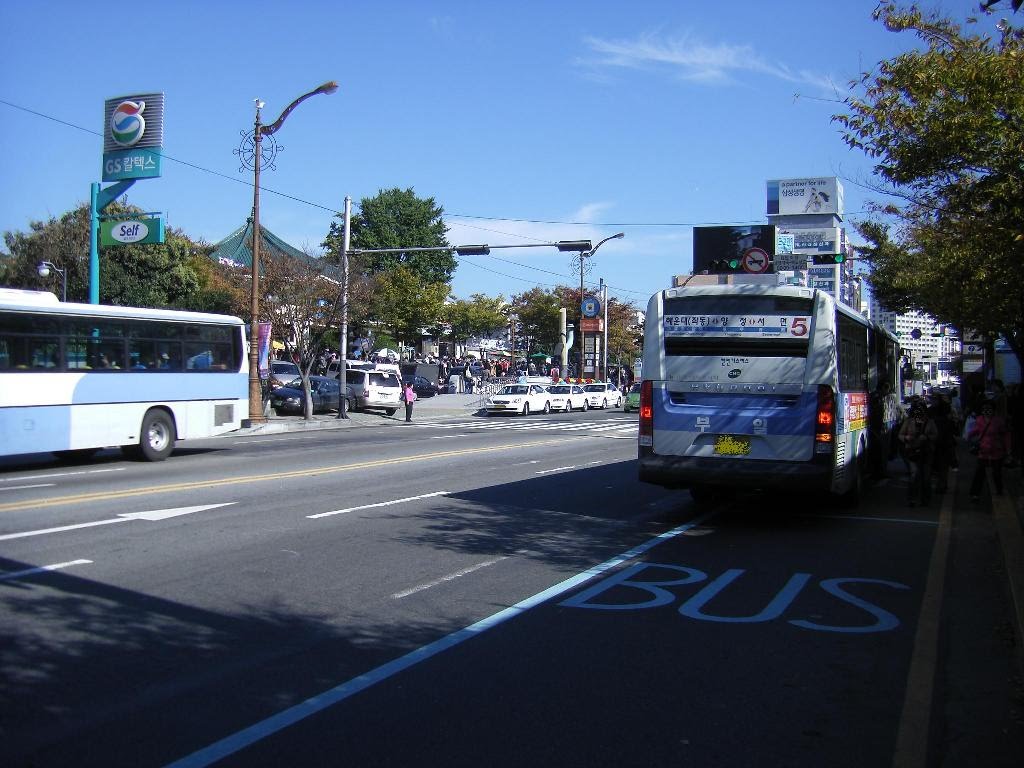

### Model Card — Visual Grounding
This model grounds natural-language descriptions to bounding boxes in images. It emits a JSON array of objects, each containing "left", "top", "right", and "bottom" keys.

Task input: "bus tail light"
[
  {"left": 815, "top": 385, "right": 835, "bottom": 445},
  {"left": 639, "top": 380, "right": 653, "bottom": 446}
]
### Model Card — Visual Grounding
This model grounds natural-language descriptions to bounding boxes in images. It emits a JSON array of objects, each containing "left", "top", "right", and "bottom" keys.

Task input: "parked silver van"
[{"left": 345, "top": 367, "right": 402, "bottom": 415}]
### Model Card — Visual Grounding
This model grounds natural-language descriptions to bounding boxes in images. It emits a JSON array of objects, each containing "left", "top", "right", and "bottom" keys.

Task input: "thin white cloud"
[{"left": 581, "top": 31, "right": 839, "bottom": 94}]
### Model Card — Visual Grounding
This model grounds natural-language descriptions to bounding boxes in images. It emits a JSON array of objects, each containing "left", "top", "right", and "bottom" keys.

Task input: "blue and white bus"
[
  {"left": 0, "top": 289, "right": 248, "bottom": 461},
  {"left": 638, "top": 284, "right": 900, "bottom": 503}
]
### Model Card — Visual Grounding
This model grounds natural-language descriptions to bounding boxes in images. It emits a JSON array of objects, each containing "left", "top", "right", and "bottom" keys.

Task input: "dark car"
[
  {"left": 271, "top": 375, "right": 355, "bottom": 415},
  {"left": 403, "top": 374, "right": 440, "bottom": 398}
]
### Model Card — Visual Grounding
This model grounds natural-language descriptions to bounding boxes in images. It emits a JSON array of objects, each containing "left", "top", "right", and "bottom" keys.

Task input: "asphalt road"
[{"left": 2, "top": 408, "right": 1022, "bottom": 767}]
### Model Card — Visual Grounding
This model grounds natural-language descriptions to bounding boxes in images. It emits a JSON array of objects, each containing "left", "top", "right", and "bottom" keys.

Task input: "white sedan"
[
  {"left": 545, "top": 383, "right": 589, "bottom": 412},
  {"left": 485, "top": 384, "right": 552, "bottom": 416},
  {"left": 581, "top": 382, "right": 623, "bottom": 409}
]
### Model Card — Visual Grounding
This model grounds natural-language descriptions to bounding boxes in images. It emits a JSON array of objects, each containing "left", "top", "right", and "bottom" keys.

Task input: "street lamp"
[
  {"left": 574, "top": 232, "right": 624, "bottom": 380},
  {"left": 246, "top": 81, "right": 338, "bottom": 424},
  {"left": 37, "top": 261, "right": 67, "bottom": 302}
]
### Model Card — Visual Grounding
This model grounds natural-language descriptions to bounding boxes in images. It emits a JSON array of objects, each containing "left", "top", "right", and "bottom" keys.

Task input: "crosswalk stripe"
[{"left": 409, "top": 418, "right": 636, "bottom": 434}]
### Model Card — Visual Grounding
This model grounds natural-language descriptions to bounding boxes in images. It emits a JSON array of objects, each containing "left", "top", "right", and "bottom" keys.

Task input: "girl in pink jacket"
[{"left": 968, "top": 399, "right": 1012, "bottom": 500}]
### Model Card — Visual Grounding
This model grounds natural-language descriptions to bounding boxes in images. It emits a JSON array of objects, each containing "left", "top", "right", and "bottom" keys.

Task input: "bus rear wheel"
[{"left": 134, "top": 409, "right": 176, "bottom": 461}]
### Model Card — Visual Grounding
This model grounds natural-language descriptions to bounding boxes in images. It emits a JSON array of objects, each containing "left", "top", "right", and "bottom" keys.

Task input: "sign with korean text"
[
  {"left": 766, "top": 177, "right": 843, "bottom": 216},
  {"left": 846, "top": 392, "right": 868, "bottom": 432},
  {"left": 663, "top": 314, "right": 811, "bottom": 338},
  {"left": 99, "top": 217, "right": 165, "bottom": 246},
  {"left": 102, "top": 92, "right": 164, "bottom": 181},
  {"left": 788, "top": 227, "right": 842, "bottom": 255}
]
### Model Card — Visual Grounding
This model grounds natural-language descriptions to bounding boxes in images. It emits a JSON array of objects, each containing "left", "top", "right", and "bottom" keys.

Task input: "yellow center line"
[{"left": 0, "top": 437, "right": 577, "bottom": 513}]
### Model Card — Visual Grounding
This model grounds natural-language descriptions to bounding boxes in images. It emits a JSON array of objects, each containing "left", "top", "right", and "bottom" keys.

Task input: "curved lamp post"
[
  {"left": 37, "top": 261, "right": 67, "bottom": 302},
  {"left": 576, "top": 232, "right": 624, "bottom": 379},
  {"left": 247, "top": 81, "right": 338, "bottom": 423}
]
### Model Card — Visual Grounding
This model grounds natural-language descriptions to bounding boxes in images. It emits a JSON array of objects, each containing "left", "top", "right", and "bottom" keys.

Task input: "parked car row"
[
  {"left": 485, "top": 381, "right": 625, "bottom": 416},
  {"left": 270, "top": 366, "right": 406, "bottom": 416},
  {"left": 270, "top": 375, "right": 355, "bottom": 416}
]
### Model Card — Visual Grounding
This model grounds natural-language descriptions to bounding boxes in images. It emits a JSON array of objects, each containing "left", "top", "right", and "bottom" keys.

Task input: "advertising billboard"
[
  {"left": 102, "top": 92, "right": 164, "bottom": 181},
  {"left": 766, "top": 177, "right": 844, "bottom": 216}
]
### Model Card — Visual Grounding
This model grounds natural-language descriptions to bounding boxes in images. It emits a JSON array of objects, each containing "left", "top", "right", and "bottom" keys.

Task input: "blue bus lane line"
[{"left": 165, "top": 510, "right": 722, "bottom": 768}]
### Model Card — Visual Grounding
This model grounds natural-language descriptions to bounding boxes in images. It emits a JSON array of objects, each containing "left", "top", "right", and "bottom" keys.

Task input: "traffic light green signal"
[
  {"left": 709, "top": 258, "right": 741, "bottom": 273},
  {"left": 812, "top": 253, "right": 845, "bottom": 265}
]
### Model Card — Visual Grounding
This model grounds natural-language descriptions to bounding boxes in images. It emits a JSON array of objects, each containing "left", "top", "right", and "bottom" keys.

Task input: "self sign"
[{"left": 99, "top": 217, "right": 165, "bottom": 246}]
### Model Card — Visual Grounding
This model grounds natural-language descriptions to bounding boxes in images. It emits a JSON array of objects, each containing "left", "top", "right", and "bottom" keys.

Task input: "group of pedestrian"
[{"left": 893, "top": 383, "right": 1014, "bottom": 506}]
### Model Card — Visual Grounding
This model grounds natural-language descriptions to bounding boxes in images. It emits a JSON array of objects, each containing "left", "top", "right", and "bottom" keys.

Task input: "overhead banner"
[{"left": 767, "top": 177, "right": 844, "bottom": 216}]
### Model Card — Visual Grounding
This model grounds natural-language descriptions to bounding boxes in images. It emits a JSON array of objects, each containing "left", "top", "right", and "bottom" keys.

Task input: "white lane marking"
[
  {"left": 117, "top": 503, "right": 237, "bottom": 522},
  {"left": 0, "top": 467, "right": 125, "bottom": 483},
  {"left": 428, "top": 434, "right": 472, "bottom": 440},
  {"left": 0, "top": 484, "right": 56, "bottom": 492},
  {"left": 391, "top": 555, "right": 509, "bottom": 599},
  {"left": 0, "top": 517, "right": 127, "bottom": 541},
  {"left": 165, "top": 509, "right": 717, "bottom": 768},
  {"left": 0, "top": 503, "right": 236, "bottom": 541},
  {"left": 536, "top": 466, "right": 575, "bottom": 475},
  {"left": 0, "top": 559, "right": 93, "bottom": 582},
  {"left": 308, "top": 491, "right": 450, "bottom": 519}
]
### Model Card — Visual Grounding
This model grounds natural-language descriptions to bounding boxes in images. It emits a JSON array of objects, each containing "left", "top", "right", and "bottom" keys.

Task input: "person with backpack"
[{"left": 899, "top": 401, "right": 938, "bottom": 507}]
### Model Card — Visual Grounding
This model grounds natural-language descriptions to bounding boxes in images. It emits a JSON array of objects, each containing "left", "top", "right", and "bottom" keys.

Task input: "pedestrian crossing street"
[{"left": 412, "top": 415, "right": 638, "bottom": 438}]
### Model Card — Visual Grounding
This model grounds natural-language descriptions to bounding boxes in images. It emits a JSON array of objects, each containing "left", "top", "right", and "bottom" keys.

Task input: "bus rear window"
[{"left": 664, "top": 336, "right": 808, "bottom": 358}]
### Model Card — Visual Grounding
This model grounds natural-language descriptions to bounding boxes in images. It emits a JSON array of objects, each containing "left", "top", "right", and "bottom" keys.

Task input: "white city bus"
[
  {"left": 638, "top": 284, "right": 900, "bottom": 503},
  {"left": 0, "top": 289, "right": 248, "bottom": 461}
]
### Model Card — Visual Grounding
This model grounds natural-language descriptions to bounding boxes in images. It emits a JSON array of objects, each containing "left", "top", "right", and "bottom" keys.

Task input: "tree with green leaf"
[
  {"left": 369, "top": 266, "right": 449, "bottom": 351},
  {"left": 323, "top": 187, "right": 454, "bottom": 285},
  {"left": 1, "top": 202, "right": 228, "bottom": 311},
  {"left": 443, "top": 293, "right": 508, "bottom": 348},
  {"left": 833, "top": 2, "right": 1024, "bottom": 369},
  {"left": 510, "top": 287, "right": 562, "bottom": 357},
  {"left": 259, "top": 250, "right": 345, "bottom": 419}
]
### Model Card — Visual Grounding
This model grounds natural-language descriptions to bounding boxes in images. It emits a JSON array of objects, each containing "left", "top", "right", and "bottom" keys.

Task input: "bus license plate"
[{"left": 714, "top": 434, "right": 751, "bottom": 456}]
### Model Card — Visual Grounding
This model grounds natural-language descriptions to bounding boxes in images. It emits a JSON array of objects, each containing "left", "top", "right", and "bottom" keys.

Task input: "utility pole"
[
  {"left": 601, "top": 279, "right": 609, "bottom": 382},
  {"left": 336, "top": 195, "right": 351, "bottom": 418}
]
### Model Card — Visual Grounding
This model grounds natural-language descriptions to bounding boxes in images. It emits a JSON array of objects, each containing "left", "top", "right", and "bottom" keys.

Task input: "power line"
[{"left": 1, "top": 97, "right": 859, "bottom": 302}]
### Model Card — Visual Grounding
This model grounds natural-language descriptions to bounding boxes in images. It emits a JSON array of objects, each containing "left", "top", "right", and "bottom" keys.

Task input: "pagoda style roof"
[{"left": 208, "top": 220, "right": 319, "bottom": 269}]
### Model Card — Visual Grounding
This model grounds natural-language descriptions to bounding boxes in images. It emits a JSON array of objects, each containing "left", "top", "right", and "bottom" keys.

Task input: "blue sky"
[{"left": 0, "top": 1, "right": 997, "bottom": 309}]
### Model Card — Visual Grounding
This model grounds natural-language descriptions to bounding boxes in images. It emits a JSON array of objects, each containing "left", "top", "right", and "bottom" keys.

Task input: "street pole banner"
[{"left": 257, "top": 322, "right": 272, "bottom": 379}]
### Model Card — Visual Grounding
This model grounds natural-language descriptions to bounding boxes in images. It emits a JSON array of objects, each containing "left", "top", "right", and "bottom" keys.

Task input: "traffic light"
[
  {"left": 812, "top": 253, "right": 845, "bottom": 265},
  {"left": 708, "top": 257, "right": 741, "bottom": 273}
]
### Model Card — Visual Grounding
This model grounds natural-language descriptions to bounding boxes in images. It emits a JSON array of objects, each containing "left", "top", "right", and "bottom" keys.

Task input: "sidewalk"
[{"left": 237, "top": 392, "right": 487, "bottom": 435}]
